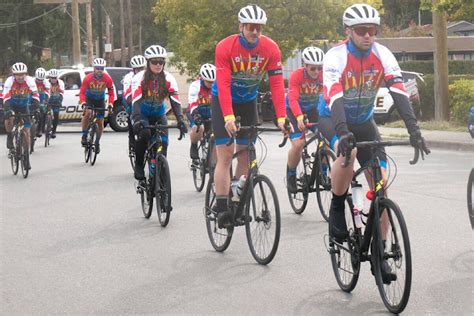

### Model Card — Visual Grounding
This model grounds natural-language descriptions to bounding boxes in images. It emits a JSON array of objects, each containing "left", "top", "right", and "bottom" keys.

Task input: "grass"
[{"left": 384, "top": 120, "right": 466, "bottom": 132}]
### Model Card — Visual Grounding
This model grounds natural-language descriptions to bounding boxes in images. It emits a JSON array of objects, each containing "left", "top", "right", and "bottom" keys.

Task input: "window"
[{"left": 61, "top": 72, "right": 81, "bottom": 90}]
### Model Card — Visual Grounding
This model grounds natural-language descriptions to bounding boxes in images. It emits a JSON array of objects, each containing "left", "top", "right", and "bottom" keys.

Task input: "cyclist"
[
  {"left": 286, "top": 46, "right": 325, "bottom": 193},
  {"left": 319, "top": 3, "right": 430, "bottom": 283},
  {"left": 79, "top": 57, "right": 115, "bottom": 154},
  {"left": 31, "top": 67, "right": 50, "bottom": 138},
  {"left": 131, "top": 45, "right": 188, "bottom": 180},
  {"left": 123, "top": 55, "right": 147, "bottom": 151},
  {"left": 188, "top": 63, "right": 216, "bottom": 160},
  {"left": 3, "top": 62, "right": 40, "bottom": 168},
  {"left": 46, "top": 69, "right": 65, "bottom": 138},
  {"left": 468, "top": 106, "right": 474, "bottom": 138},
  {"left": 212, "top": 4, "right": 287, "bottom": 228}
]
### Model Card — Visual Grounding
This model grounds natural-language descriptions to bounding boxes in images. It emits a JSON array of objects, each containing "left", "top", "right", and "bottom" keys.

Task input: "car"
[
  {"left": 58, "top": 66, "right": 131, "bottom": 132},
  {"left": 373, "top": 70, "right": 424, "bottom": 124}
]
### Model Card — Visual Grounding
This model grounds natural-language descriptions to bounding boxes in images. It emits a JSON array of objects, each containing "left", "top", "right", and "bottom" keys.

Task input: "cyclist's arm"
[
  {"left": 131, "top": 71, "right": 145, "bottom": 122},
  {"left": 27, "top": 76, "right": 40, "bottom": 107},
  {"left": 187, "top": 80, "right": 200, "bottom": 115},
  {"left": 165, "top": 72, "right": 184, "bottom": 121},
  {"left": 287, "top": 70, "right": 303, "bottom": 121},
  {"left": 105, "top": 74, "right": 115, "bottom": 106},
  {"left": 215, "top": 40, "right": 234, "bottom": 122},
  {"left": 79, "top": 74, "right": 90, "bottom": 104},
  {"left": 267, "top": 44, "right": 286, "bottom": 123}
]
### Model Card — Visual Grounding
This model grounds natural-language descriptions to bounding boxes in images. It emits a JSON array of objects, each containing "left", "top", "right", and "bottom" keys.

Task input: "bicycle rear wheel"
[
  {"left": 204, "top": 176, "right": 233, "bottom": 251},
  {"left": 468, "top": 168, "right": 473, "bottom": 229},
  {"left": 44, "top": 113, "right": 52, "bottom": 147},
  {"left": 192, "top": 140, "right": 206, "bottom": 192},
  {"left": 10, "top": 132, "right": 20, "bottom": 175},
  {"left": 155, "top": 155, "right": 171, "bottom": 227},
  {"left": 373, "top": 198, "right": 412, "bottom": 314},
  {"left": 245, "top": 174, "right": 281, "bottom": 265},
  {"left": 89, "top": 124, "right": 98, "bottom": 166},
  {"left": 316, "top": 148, "right": 336, "bottom": 221},
  {"left": 287, "top": 163, "right": 309, "bottom": 214},
  {"left": 20, "top": 133, "right": 30, "bottom": 178}
]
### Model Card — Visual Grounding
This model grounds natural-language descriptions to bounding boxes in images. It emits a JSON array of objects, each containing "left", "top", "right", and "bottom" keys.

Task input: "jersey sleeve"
[
  {"left": 27, "top": 77, "right": 40, "bottom": 101},
  {"left": 287, "top": 70, "right": 303, "bottom": 119},
  {"left": 165, "top": 71, "right": 180, "bottom": 104},
  {"left": 266, "top": 40, "right": 286, "bottom": 122},
  {"left": 44, "top": 80, "right": 51, "bottom": 97},
  {"left": 79, "top": 74, "right": 90, "bottom": 104},
  {"left": 131, "top": 71, "right": 144, "bottom": 104},
  {"left": 379, "top": 45, "right": 408, "bottom": 97},
  {"left": 215, "top": 38, "right": 234, "bottom": 121},
  {"left": 188, "top": 80, "right": 201, "bottom": 114},
  {"left": 106, "top": 74, "right": 115, "bottom": 105},
  {"left": 123, "top": 72, "right": 132, "bottom": 99},
  {"left": 2, "top": 77, "right": 13, "bottom": 102},
  {"left": 58, "top": 80, "right": 65, "bottom": 96},
  {"left": 323, "top": 46, "right": 346, "bottom": 109}
]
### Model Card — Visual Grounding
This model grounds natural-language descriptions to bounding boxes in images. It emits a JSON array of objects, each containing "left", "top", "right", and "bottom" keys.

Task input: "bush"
[
  {"left": 449, "top": 79, "right": 474, "bottom": 124},
  {"left": 399, "top": 60, "right": 474, "bottom": 75}
]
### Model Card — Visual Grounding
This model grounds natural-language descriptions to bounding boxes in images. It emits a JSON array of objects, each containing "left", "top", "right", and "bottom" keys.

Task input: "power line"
[{"left": 0, "top": 5, "right": 64, "bottom": 29}]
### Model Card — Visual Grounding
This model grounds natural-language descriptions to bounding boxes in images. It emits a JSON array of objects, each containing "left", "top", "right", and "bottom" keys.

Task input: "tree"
[{"left": 153, "top": 0, "right": 345, "bottom": 76}]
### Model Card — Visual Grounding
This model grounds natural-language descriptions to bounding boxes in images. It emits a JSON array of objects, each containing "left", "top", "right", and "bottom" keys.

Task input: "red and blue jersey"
[
  {"left": 319, "top": 40, "right": 407, "bottom": 125},
  {"left": 2, "top": 75, "right": 39, "bottom": 107},
  {"left": 286, "top": 67, "right": 323, "bottom": 120},
  {"left": 79, "top": 72, "right": 115, "bottom": 104},
  {"left": 188, "top": 79, "right": 212, "bottom": 118},
  {"left": 212, "top": 33, "right": 286, "bottom": 122},
  {"left": 35, "top": 79, "right": 50, "bottom": 104}
]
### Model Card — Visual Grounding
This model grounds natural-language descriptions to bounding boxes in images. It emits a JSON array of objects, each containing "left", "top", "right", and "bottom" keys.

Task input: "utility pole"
[
  {"left": 432, "top": 2, "right": 450, "bottom": 121},
  {"left": 126, "top": 0, "right": 133, "bottom": 59},
  {"left": 71, "top": 0, "right": 81, "bottom": 65},
  {"left": 86, "top": 1, "right": 93, "bottom": 65},
  {"left": 96, "top": 0, "right": 103, "bottom": 58},
  {"left": 119, "top": 0, "right": 126, "bottom": 66},
  {"left": 138, "top": 0, "right": 142, "bottom": 53},
  {"left": 105, "top": 14, "right": 113, "bottom": 65},
  {"left": 15, "top": 4, "right": 21, "bottom": 56}
]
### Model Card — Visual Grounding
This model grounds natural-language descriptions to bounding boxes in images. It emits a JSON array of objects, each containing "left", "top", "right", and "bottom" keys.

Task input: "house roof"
[{"left": 376, "top": 36, "right": 474, "bottom": 54}]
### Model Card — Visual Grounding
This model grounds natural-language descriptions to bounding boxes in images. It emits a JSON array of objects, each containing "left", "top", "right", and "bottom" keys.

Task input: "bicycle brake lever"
[{"left": 409, "top": 146, "right": 420, "bottom": 165}]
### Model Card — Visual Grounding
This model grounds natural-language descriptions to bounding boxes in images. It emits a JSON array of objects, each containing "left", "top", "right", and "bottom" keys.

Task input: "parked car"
[{"left": 58, "top": 66, "right": 131, "bottom": 132}]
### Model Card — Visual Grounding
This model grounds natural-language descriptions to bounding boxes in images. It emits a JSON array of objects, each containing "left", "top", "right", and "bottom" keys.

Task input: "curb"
[{"left": 381, "top": 134, "right": 474, "bottom": 152}]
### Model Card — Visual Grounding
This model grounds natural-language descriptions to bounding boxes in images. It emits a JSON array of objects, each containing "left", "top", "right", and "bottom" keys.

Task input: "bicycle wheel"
[
  {"left": 44, "top": 114, "right": 52, "bottom": 147},
  {"left": 468, "top": 168, "right": 473, "bottom": 229},
  {"left": 30, "top": 121, "right": 36, "bottom": 153},
  {"left": 140, "top": 156, "right": 154, "bottom": 218},
  {"left": 20, "top": 133, "right": 30, "bottom": 178},
  {"left": 192, "top": 140, "right": 207, "bottom": 192},
  {"left": 84, "top": 140, "right": 91, "bottom": 163},
  {"left": 89, "top": 124, "right": 98, "bottom": 166},
  {"left": 287, "top": 162, "right": 309, "bottom": 215},
  {"left": 129, "top": 147, "right": 136, "bottom": 172},
  {"left": 245, "top": 174, "right": 281, "bottom": 265},
  {"left": 204, "top": 176, "right": 233, "bottom": 252},
  {"left": 155, "top": 155, "right": 171, "bottom": 227},
  {"left": 315, "top": 148, "right": 336, "bottom": 222},
  {"left": 372, "top": 198, "right": 412, "bottom": 314},
  {"left": 10, "top": 132, "right": 19, "bottom": 175}
]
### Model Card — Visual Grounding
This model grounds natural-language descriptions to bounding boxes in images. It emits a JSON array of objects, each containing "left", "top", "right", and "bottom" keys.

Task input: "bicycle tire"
[
  {"left": 155, "top": 155, "right": 171, "bottom": 227},
  {"left": 372, "top": 198, "right": 412, "bottom": 314},
  {"left": 245, "top": 174, "right": 281, "bottom": 265},
  {"left": 287, "top": 162, "right": 309, "bottom": 215},
  {"left": 89, "top": 124, "right": 98, "bottom": 166},
  {"left": 468, "top": 168, "right": 473, "bottom": 229},
  {"left": 207, "top": 135, "right": 216, "bottom": 179},
  {"left": 30, "top": 121, "right": 36, "bottom": 153},
  {"left": 330, "top": 238, "right": 360, "bottom": 292},
  {"left": 204, "top": 177, "right": 233, "bottom": 252},
  {"left": 316, "top": 148, "right": 336, "bottom": 222},
  {"left": 20, "top": 133, "right": 29, "bottom": 178},
  {"left": 11, "top": 132, "right": 20, "bottom": 175},
  {"left": 192, "top": 140, "right": 206, "bottom": 192},
  {"left": 129, "top": 148, "right": 136, "bottom": 172},
  {"left": 44, "top": 114, "right": 52, "bottom": 147},
  {"left": 140, "top": 156, "right": 154, "bottom": 218}
]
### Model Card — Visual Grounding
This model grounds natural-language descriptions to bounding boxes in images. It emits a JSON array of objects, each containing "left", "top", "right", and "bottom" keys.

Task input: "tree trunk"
[
  {"left": 119, "top": 0, "right": 126, "bottom": 66},
  {"left": 126, "top": 0, "right": 133, "bottom": 59}
]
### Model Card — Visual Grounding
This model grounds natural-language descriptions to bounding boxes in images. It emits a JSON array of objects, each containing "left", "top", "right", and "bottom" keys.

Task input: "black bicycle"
[
  {"left": 29, "top": 109, "right": 40, "bottom": 153},
  {"left": 43, "top": 106, "right": 53, "bottom": 147},
  {"left": 190, "top": 118, "right": 215, "bottom": 192},
  {"left": 9, "top": 113, "right": 34, "bottom": 179},
  {"left": 327, "top": 140, "right": 423, "bottom": 314},
  {"left": 136, "top": 123, "right": 184, "bottom": 227},
  {"left": 287, "top": 122, "right": 336, "bottom": 220},
  {"left": 204, "top": 119, "right": 288, "bottom": 265},
  {"left": 83, "top": 106, "right": 102, "bottom": 166},
  {"left": 468, "top": 168, "right": 473, "bottom": 229}
]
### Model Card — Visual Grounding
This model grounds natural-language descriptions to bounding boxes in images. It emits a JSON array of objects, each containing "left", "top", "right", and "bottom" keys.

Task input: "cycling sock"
[
  {"left": 287, "top": 166, "right": 296, "bottom": 177},
  {"left": 95, "top": 134, "right": 101, "bottom": 143},
  {"left": 216, "top": 196, "right": 228, "bottom": 211},
  {"left": 331, "top": 190, "right": 348, "bottom": 214}
]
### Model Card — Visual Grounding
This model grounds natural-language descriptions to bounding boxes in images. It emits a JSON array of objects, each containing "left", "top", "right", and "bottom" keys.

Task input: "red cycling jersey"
[
  {"left": 287, "top": 67, "right": 323, "bottom": 120},
  {"left": 79, "top": 72, "right": 115, "bottom": 105},
  {"left": 213, "top": 34, "right": 286, "bottom": 122}
]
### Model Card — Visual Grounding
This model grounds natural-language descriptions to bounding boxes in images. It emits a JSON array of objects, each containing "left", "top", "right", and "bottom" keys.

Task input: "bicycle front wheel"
[
  {"left": 245, "top": 174, "right": 281, "bottom": 265},
  {"left": 20, "top": 133, "right": 30, "bottom": 178},
  {"left": 287, "top": 163, "right": 309, "bottom": 215},
  {"left": 11, "top": 133, "right": 20, "bottom": 175},
  {"left": 204, "top": 176, "right": 233, "bottom": 252},
  {"left": 315, "top": 148, "right": 336, "bottom": 221},
  {"left": 373, "top": 198, "right": 412, "bottom": 314},
  {"left": 468, "top": 168, "right": 473, "bottom": 229},
  {"left": 155, "top": 155, "right": 171, "bottom": 227},
  {"left": 44, "top": 114, "right": 52, "bottom": 147},
  {"left": 29, "top": 122, "right": 36, "bottom": 153},
  {"left": 192, "top": 140, "right": 206, "bottom": 192},
  {"left": 89, "top": 124, "right": 98, "bottom": 166},
  {"left": 140, "top": 156, "right": 154, "bottom": 218}
]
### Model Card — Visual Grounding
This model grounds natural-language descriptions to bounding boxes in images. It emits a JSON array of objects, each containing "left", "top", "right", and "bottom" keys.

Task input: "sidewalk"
[{"left": 379, "top": 127, "right": 474, "bottom": 152}]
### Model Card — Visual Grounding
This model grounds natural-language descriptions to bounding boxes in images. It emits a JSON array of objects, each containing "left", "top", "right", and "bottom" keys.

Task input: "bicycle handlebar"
[
  {"left": 144, "top": 123, "right": 184, "bottom": 140},
  {"left": 226, "top": 116, "right": 290, "bottom": 147}
]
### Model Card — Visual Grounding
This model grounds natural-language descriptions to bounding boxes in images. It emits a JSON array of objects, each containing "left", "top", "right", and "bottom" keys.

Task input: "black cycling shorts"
[
  {"left": 211, "top": 95, "right": 258, "bottom": 146},
  {"left": 287, "top": 106, "right": 318, "bottom": 140},
  {"left": 85, "top": 98, "right": 106, "bottom": 119}
]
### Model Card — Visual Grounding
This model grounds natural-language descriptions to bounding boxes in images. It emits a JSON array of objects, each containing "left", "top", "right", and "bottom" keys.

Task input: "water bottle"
[
  {"left": 236, "top": 175, "right": 247, "bottom": 197},
  {"left": 351, "top": 183, "right": 364, "bottom": 229},
  {"left": 149, "top": 158, "right": 156, "bottom": 177},
  {"left": 231, "top": 179, "right": 240, "bottom": 202}
]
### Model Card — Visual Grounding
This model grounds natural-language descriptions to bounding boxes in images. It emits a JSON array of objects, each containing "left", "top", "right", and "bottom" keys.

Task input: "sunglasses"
[
  {"left": 94, "top": 66, "right": 105, "bottom": 71},
  {"left": 308, "top": 66, "right": 323, "bottom": 72},
  {"left": 150, "top": 59, "right": 165, "bottom": 66},
  {"left": 352, "top": 26, "right": 377, "bottom": 37},
  {"left": 244, "top": 23, "right": 263, "bottom": 32}
]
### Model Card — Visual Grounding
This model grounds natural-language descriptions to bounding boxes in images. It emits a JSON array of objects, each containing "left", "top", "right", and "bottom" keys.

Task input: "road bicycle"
[
  {"left": 29, "top": 109, "right": 40, "bottom": 153},
  {"left": 326, "top": 140, "right": 424, "bottom": 314},
  {"left": 286, "top": 121, "right": 336, "bottom": 220},
  {"left": 204, "top": 118, "right": 288, "bottom": 265},
  {"left": 136, "top": 123, "right": 184, "bottom": 227},
  {"left": 9, "top": 113, "right": 35, "bottom": 179},
  {"left": 190, "top": 118, "right": 215, "bottom": 192},
  {"left": 83, "top": 106, "right": 103, "bottom": 166},
  {"left": 43, "top": 106, "right": 53, "bottom": 147}
]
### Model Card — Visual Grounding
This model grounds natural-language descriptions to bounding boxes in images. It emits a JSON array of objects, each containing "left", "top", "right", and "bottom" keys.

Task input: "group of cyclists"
[{"left": 3, "top": 1, "right": 433, "bottom": 286}]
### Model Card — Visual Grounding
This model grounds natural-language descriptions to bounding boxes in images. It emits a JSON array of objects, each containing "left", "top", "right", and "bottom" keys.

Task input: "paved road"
[{"left": 1, "top": 128, "right": 472, "bottom": 314}]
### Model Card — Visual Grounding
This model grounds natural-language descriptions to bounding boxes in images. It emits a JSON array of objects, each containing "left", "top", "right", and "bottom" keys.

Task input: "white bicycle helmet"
[
  {"left": 35, "top": 67, "right": 46, "bottom": 80},
  {"left": 130, "top": 55, "right": 146, "bottom": 68},
  {"left": 343, "top": 3, "right": 380, "bottom": 27},
  {"left": 144, "top": 45, "right": 167, "bottom": 59},
  {"left": 11, "top": 62, "right": 28, "bottom": 74},
  {"left": 47, "top": 69, "right": 59, "bottom": 78},
  {"left": 92, "top": 57, "right": 107, "bottom": 67},
  {"left": 302, "top": 47, "right": 324, "bottom": 65},
  {"left": 200, "top": 63, "right": 216, "bottom": 81},
  {"left": 238, "top": 4, "right": 267, "bottom": 25}
]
